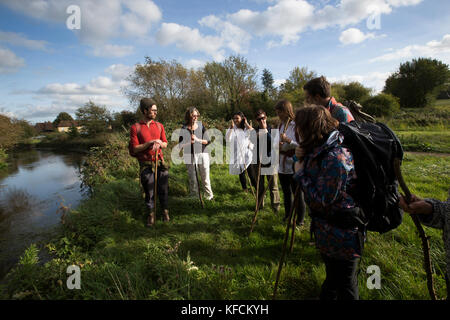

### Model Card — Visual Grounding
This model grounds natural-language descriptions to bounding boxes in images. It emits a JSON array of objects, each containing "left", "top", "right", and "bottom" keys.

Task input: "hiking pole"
[
  {"left": 249, "top": 161, "right": 262, "bottom": 236},
  {"left": 289, "top": 187, "right": 301, "bottom": 253},
  {"left": 154, "top": 148, "right": 159, "bottom": 219},
  {"left": 394, "top": 158, "right": 437, "bottom": 300},
  {"left": 273, "top": 185, "right": 300, "bottom": 300},
  {"left": 193, "top": 153, "right": 204, "bottom": 209}
]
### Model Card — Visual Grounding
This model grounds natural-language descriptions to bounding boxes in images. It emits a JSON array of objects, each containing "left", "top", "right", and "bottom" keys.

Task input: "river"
[{"left": 0, "top": 149, "right": 86, "bottom": 280}]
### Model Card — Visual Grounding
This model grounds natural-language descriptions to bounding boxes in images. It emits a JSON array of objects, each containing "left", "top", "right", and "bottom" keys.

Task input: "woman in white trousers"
[{"left": 179, "top": 107, "right": 214, "bottom": 200}]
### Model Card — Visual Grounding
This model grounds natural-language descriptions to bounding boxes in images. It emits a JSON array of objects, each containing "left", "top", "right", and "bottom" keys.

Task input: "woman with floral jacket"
[{"left": 293, "top": 105, "right": 364, "bottom": 300}]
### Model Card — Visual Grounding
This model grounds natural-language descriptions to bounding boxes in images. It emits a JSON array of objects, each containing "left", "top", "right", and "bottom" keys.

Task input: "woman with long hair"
[
  {"left": 275, "top": 100, "right": 306, "bottom": 223},
  {"left": 225, "top": 111, "right": 256, "bottom": 193},
  {"left": 293, "top": 105, "right": 364, "bottom": 300},
  {"left": 179, "top": 107, "right": 214, "bottom": 200}
]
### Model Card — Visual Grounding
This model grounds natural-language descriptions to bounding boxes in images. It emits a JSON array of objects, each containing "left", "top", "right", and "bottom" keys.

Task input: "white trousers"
[{"left": 186, "top": 153, "right": 213, "bottom": 200}]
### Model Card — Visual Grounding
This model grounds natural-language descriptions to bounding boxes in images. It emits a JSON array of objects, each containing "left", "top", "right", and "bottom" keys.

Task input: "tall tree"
[
  {"left": 262, "top": 68, "right": 274, "bottom": 94},
  {"left": 384, "top": 58, "right": 450, "bottom": 108},
  {"left": 75, "top": 101, "right": 111, "bottom": 136},
  {"left": 125, "top": 57, "right": 197, "bottom": 121},
  {"left": 342, "top": 82, "right": 372, "bottom": 102},
  {"left": 203, "top": 55, "right": 258, "bottom": 118},
  {"left": 53, "top": 112, "right": 74, "bottom": 126},
  {"left": 279, "top": 66, "right": 317, "bottom": 105}
]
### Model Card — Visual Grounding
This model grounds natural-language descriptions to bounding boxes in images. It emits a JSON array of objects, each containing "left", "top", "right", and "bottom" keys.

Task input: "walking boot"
[
  {"left": 163, "top": 209, "right": 170, "bottom": 222},
  {"left": 147, "top": 212, "right": 155, "bottom": 227}
]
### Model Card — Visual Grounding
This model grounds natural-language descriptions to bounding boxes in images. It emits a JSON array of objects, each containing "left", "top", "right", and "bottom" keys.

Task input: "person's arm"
[
  {"left": 193, "top": 124, "right": 210, "bottom": 145},
  {"left": 399, "top": 195, "right": 449, "bottom": 230},
  {"left": 280, "top": 125, "right": 299, "bottom": 151},
  {"left": 130, "top": 125, "right": 154, "bottom": 154}
]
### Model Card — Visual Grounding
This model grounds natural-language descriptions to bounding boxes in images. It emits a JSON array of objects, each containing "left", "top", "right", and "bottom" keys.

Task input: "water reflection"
[{"left": 0, "top": 149, "right": 86, "bottom": 279}]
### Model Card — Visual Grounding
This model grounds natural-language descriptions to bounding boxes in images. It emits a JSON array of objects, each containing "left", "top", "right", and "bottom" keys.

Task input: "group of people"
[{"left": 129, "top": 76, "right": 449, "bottom": 300}]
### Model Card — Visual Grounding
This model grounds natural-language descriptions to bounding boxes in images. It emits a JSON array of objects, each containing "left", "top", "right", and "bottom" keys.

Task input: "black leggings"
[
  {"left": 278, "top": 173, "right": 306, "bottom": 223},
  {"left": 320, "top": 254, "right": 361, "bottom": 300}
]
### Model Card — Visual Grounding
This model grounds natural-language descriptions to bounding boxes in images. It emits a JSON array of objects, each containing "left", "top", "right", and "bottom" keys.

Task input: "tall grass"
[{"left": 1, "top": 128, "right": 448, "bottom": 300}]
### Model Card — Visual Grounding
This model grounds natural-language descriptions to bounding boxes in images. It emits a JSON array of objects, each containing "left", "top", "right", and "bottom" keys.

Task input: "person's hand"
[
  {"left": 399, "top": 195, "right": 433, "bottom": 215},
  {"left": 192, "top": 134, "right": 202, "bottom": 143},
  {"left": 259, "top": 118, "right": 267, "bottom": 130},
  {"left": 229, "top": 120, "right": 234, "bottom": 129},
  {"left": 281, "top": 133, "right": 292, "bottom": 143}
]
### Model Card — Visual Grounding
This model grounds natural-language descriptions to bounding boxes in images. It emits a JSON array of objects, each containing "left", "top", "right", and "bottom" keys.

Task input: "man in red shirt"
[{"left": 129, "top": 98, "right": 170, "bottom": 227}]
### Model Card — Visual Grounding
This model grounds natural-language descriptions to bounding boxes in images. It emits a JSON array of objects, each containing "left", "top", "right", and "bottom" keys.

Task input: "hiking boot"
[
  {"left": 163, "top": 209, "right": 170, "bottom": 222},
  {"left": 147, "top": 212, "right": 155, "bottom": 227}
]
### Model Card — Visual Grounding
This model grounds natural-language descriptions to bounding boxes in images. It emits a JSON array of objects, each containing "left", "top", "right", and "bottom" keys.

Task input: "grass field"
[
  {"left": 1, "top": 103, "right": 449, "bottom": 300},
  {"left": 1, "top": 149, "right": 448, "bottom": 300}
]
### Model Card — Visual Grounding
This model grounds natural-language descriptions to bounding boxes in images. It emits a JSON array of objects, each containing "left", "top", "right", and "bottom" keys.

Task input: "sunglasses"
[{"left": 256, "top": 117, "right": 266, "bottom": 121}]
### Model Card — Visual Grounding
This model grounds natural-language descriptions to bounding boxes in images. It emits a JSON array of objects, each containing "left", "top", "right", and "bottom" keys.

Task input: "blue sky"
[{"left": 0, "top": 0, "right": 449, "bottom": 123}]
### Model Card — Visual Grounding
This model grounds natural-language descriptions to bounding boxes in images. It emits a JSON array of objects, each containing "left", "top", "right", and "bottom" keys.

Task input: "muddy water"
[{"left": 0, "top": 149, "right": 86, "bottom": 280}]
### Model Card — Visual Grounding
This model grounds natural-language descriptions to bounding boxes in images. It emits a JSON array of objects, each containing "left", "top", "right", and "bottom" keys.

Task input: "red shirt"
[{"left": 129, "top": 120, "right": 167, "bottom": 162}]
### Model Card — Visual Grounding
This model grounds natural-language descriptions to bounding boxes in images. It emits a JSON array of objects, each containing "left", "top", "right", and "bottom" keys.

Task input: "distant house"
[
  {"left": 57, "top": 121, "right": 83, "bottom": 133},
  {"left": 35, "top": 122, "right": 54, "bottom": 132}
]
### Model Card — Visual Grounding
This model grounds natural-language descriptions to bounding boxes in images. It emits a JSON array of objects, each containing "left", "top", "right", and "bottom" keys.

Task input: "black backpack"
[{"left": 338, "top": 119, "right": 404, "bottom": 234}]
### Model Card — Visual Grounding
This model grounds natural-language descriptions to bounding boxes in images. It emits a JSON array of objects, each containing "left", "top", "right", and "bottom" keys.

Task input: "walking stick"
[
  {"left": 249, "top": 161, "right": 262, "bottom": 235},
  {"left": 394, "top": 158, "right": 437, "bottom": 300},
  {"left": 154, "top": 148, "right": 159, "bottom": 216},
  {"left": 249, "top": 174, "right": 276, "bottom": 235},
  {"left": 273, "top": 186, "right": 301, "bottom": 300},
  {"left": 193, "top": 153, "right": 204, "bottom": 209}
]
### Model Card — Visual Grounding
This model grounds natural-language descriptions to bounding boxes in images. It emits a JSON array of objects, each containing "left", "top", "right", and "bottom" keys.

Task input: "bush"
[
  {"left": 363, "top": 93, "right": 400, "bottom": 117},
  {"left": 0, "top": 147, "right": 7, "bottom": 169}
]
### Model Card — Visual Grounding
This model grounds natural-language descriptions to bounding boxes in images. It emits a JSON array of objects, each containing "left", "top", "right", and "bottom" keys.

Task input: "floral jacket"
[{"left": 293, "top": 130, "right": 363, "bottom": 260}]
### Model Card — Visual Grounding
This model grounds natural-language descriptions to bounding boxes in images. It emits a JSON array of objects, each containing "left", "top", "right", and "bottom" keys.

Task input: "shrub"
[{"left": 363, "top": 93, "right": 400, "bottom": 117}]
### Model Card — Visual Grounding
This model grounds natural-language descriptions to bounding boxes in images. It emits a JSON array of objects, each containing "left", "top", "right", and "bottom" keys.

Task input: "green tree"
[
  {"left": 343, "top": 81, "right": 372, "bottom": 102},
  {"left": 0, "top": 114, "right": 22, "bottom": 150},
  {"left": 53, "top": 112, "right": 74, "bottom": 126},
  {"left": 384, "top": 58, "right": 450, "bottom": 108},
  {"left": 125, "top": 57, "right": 203, "bottom": 122},
  {"left": 67, "top": 125, "right": 80, "bottom": 138},
  {"left": 278, "top": 66, "right": 317, "bottom": 106},
  {"left": 112, "top": 110, "right": 138, "bottom": 130},
  {"left": 204, "top": 55, "right": 258, "bottom": 118},
  {"left": 75, "top": 101, "right": 112, "bottom": 136}
]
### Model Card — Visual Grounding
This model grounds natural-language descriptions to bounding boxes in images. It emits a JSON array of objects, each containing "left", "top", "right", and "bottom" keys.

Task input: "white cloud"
[
  {"left": 273, "top": 78, "right": 286, "bottom": 87},
  {"left": 0, "top": 47, "right": 25, "bottom": 73},
  {"left": 226, "top": 0, "right": 422, "bottom": 47},
  {"left": 370, "top": 34, "right": 450, "bottom": 62},
  {"left": 185, "top": 59, "right": 207, "bottom": 70},
  {"left": 156, "top": 23, "right": 225, "bottom": 61},
  {"left": 14, "top": 64, "right": 135, "bottom": 120},
  {"left": 328, "top": 71, "right": 392, "bottom": 93},
  {"left": 0, "top": 0, "right": 162, "bottom": 57},
  {"left": 0, "top": 31, "right": 50, "bottom": 51},
  {"left": 90, "top": 44, "right": 135, "bottom": 58},
  {"left": 339, "top": 28, "right": 375, "bottom": 45},
  {"left": 199, "top": 15, "right": 252, "bottom": 54},
  {"left": 229, "top": 0, "right": 314, "bottom": 45}
]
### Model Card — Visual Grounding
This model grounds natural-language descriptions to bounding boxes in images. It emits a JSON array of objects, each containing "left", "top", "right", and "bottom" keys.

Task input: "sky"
[{"left": 0, "top": 0, "right": 449, "bottom": 123}]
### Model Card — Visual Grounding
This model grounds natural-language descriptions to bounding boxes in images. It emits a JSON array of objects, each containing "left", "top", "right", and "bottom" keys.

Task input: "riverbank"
[
  {"left": 0, "top": 149, "right": 86, "bottom": 284},
  {"left": 1, "top": 131, "right": 448, "bottom": 300}
]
